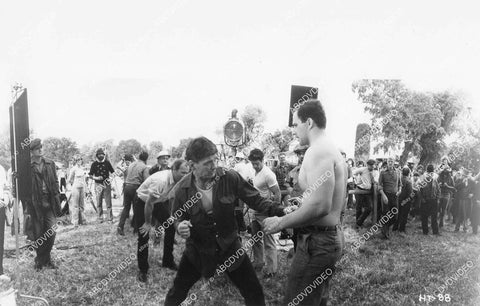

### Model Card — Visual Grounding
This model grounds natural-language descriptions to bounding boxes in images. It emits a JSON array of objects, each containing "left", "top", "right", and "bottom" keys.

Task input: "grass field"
[{"left": 2, "top": 198, "right": 480, "bottom": 306}]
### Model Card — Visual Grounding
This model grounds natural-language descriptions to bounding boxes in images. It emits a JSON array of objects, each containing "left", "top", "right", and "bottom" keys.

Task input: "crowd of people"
[
  {"left": 345, "top": 154, "right": 480, "bottom": 238},
  {"left": 2, "top": 98, "right": 479, "bottom": 305}
]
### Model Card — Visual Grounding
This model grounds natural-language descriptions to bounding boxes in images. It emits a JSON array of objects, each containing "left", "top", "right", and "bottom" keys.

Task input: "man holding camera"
[{"left": 89, "top": 148, "right": 115, "bottom": 222}]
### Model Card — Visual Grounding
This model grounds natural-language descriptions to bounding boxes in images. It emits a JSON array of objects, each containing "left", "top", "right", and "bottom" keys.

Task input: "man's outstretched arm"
[{"left": 268, "top": 152, "right": 335, "bottom": 232}]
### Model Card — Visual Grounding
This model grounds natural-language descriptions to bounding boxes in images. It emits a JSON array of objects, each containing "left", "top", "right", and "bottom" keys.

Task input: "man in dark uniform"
[
  {"left": 29, "top": 138, "right": 61, "bottom": 270},
  {"left": 164, "top": 137, "right": 286, "bottom": 306}
]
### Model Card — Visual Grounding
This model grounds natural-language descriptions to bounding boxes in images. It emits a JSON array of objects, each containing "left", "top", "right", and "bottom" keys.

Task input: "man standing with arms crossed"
[
  {"left": 353, "top": 159, "right": 376, "bottom": 228},
  {"left": 264, "top": 100, "right": 346, "bottom": 306}
]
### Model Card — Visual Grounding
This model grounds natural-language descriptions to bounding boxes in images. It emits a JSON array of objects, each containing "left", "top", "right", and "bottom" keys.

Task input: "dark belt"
[
  {"left": 357, "top": 186, "right": 371, "bottom": 191},
  {"left": 125, "top": 183, "right": 140, "bottom": 187},
  {"left": 298, "top": 224, "right": 338, "bottom": 234}
]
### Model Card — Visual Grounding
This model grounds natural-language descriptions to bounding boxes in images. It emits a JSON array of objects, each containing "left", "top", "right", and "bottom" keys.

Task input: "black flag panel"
[
  {"left": 288, "top": 85, "right": 318, "bottom": 127},
  {"left": 9, "top": 89, "right": 31, "bottom": 201}
]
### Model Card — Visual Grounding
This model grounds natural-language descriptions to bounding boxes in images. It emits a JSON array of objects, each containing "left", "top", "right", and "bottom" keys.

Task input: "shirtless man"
[{"left": 264, "top": 100, "right": 346, "bottom": 306}]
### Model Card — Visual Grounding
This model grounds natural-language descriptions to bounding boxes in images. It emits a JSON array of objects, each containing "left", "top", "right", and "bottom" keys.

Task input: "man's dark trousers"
[
  {"left": 455, "top": 199, "right": 472, "bottom": 231},
  {"left": 134, "top": 197, "right": 175, "bottom": 272},
  {"left": 118, "top": 184, "right": 138, "bottom": 230},
  {"left": 381, "top": 192, "right": 398, "bottom": 237},
  {"left": 284, "top": 227, "right": 344, "bottom": 306},
  {"left": 356, "top": 193, "right": 372, "bottom": 226},
  {"left": 438, "top": 195, "right": 449, "bottom": 228},
  {"left": 471, "top": 200, "right": 480, "bottom": 234},
  {"left": 164, "top": 254, "right": 265, "bottom": 306},
  {"left": 397, "top": 200, "right": 411, "bottom": 232},
  {"left": 33, "top": 195, "right": 57, "bottom": 267},
  {"left": 421, "top": 199, "right": 439, "bottom": 234}
]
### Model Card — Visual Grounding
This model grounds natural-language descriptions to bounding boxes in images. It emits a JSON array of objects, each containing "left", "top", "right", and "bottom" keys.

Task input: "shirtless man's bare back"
[{"left": 264, "top": 100, "right": 346, "bottom": 306}]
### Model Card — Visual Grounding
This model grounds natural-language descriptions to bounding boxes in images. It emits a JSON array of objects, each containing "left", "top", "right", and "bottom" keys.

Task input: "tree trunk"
[{"left": 399, "top": 141, "right": 412, "bottom": 165}]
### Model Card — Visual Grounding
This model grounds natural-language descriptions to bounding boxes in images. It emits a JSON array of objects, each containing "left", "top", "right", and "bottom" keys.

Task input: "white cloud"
[{"left": 1, "top": 0, "right": 479, "bottom": 158}]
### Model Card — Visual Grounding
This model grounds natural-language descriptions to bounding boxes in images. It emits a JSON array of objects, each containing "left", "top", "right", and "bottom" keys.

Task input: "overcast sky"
[{"left": 1, "top": 0, "right": 479, "bottom": 156}]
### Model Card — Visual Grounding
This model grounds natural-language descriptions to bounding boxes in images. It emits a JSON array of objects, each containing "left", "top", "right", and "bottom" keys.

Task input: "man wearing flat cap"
[
  {"left": 29, "top": 138, "right": 61, "bottom": 270},
  {"left": 149, "top": 150, "right": 171, "bottom": 175}
]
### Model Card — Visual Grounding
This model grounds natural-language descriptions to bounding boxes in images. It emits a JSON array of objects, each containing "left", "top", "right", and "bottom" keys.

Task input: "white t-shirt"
[
  {"left": 68, "top": 165, "right": 86, "bottom": 188},
  {"left": 253, "top": 165, "right": 278, "bottom": 199}
]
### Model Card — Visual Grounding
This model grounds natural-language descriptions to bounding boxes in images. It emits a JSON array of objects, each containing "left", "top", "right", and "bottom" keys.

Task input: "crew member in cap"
[
  {"left": 89, "top": 148, "right": 115, "bottom": 222},
  {"left": 29, "top": 138, "right": 61, "bottom": 270},
  {"left": 149, "top": 150, "right": 171, "bottom": 175}
]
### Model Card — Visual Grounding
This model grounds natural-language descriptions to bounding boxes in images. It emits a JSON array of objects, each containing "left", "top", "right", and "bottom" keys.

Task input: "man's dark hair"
[
  {"left": 296, "top": 100, "right": 326, "bottom": 129},
  {"left": 185, "top": 137, "right": 218, "bottom": 163},
  {"left": 124, "top": 153, "right": 134, "bottom": 162},
  {"left": 138, "top": 151, "right": 149, "bottom": 162},
  {"left": 367, "top": 159, "right": 376, "bottom": 166},
  {"left": 402, "top": 167, "right": 410, "bottom": 176},
  {"left": 248, "top": 149, "right": 264, "bottom": 162},
  {"left": 426, "top": 164, "right": 434, "bottom": 173},
  {"left": 172, "top": 159, "right": 188, "bottom": 171}
]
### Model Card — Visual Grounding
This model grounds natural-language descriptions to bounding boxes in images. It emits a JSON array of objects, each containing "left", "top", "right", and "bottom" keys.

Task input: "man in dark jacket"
[
  {"left": 455, "top": 168, "right": 474, "bottom": 232},
  {"left": 89, "top": 148, "right": 115, "bottom": 222},
  {"left": 396, "top": 167, "right": 413, "bottom": 233},
  {"left": 164, "top": 137, "right": 286, "bottom": 306},
  {"left": 29, "top": 138, "right": 60, "bottom": 270},
  {"left": 419, "top": 165, "right": 441, "bottom": 235}
]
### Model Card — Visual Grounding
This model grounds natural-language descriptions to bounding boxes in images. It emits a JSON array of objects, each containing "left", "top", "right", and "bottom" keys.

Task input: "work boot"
[
  {"left": 117, "top": 227, "right": 125, "bottom": 236},
  {"left": 44, "top": 260, "right": 58, "bottom": 269},
  {"left": 137, "top": 271, "right": 147, "bottom": 283},
  {"left": 162, "top": 262, "right": 178, "bottom": 271}
]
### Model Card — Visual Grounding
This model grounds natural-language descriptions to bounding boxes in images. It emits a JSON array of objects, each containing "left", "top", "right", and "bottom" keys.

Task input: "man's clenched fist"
[{"left": 177, "top": 220, "right": 193, "bottom": 239}]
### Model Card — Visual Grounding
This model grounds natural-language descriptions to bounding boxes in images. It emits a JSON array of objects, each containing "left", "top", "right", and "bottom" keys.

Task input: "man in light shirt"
[
  {"left": 248, "top": 148, "right": 281, "bottom": 277},
  {"left": 117, "top": 151, "right": 149, "bottom": 236},
  {"left": 353, "top": 159, "right": 376, "bottom": 227},
  {"left": 136, "top": 159, "right": 190, "bottom": 282}
]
